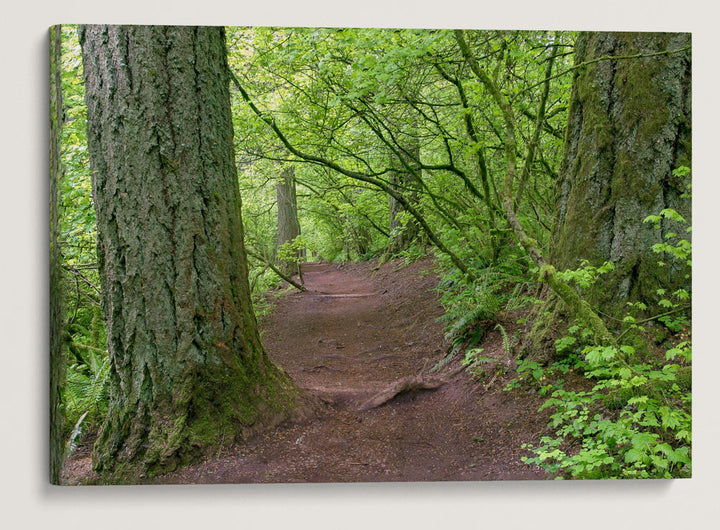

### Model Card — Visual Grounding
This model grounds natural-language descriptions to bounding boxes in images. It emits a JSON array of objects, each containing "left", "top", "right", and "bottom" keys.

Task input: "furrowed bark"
[
  {"left": 80, "top": 25, "right": 306, "bottom": 478},
  {"left": 549, "top": 32, "right": 691, "bottom": 312},
  {"left": 49, "top": 24, "right": 66, "bottom": 484},
  {"left": 275, "top": 165, "right": 303, "bottom": 276}
]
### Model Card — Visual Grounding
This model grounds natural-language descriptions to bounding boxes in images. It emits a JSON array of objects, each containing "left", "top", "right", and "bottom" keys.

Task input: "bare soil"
[{"left": 63, "top": 257, "right": 551, "bottom": 484}]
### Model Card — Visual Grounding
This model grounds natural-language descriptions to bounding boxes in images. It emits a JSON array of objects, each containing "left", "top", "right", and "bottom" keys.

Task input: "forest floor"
[{"left": 63, "top": 256, "right": 552, "bottom": 484}]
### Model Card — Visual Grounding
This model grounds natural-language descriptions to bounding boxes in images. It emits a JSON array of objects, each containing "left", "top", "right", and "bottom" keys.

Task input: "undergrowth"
[
  {"left": 519, "top": 336, "right": 692, "bottom": 479},
  {"left": 517, "top": 190, "right": 692, "bottom": 479},
  {"left": 63, "top": 342, "right": 109, "bottom": 455},
  {"left": 432, "top": 243, "right": 533, "bottom": 371}
]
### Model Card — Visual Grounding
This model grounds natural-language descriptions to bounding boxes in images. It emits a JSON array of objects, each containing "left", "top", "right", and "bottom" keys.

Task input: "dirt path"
[
  {"left": 157, "top": 257, "right": 548, "bottom": 483},
  {"left": 64, "top": 257, "right": 550, "bottom": 484}
]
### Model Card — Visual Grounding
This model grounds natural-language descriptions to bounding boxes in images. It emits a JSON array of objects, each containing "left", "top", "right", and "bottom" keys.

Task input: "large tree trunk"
[
  {"left": 522, "top": 31, "right": 691, "bottom": 358},
  {"left": 550, "top": 31, "right": 691, "bottom": 311},
  {"left": 275, "top": 165, "right": 302, "bottom": 277},
  {"left": 80, "top": 25, "right": 306, "bottom": 478},
  {"left": 49, "top": 24, "right": 65, "bottom": 484}
]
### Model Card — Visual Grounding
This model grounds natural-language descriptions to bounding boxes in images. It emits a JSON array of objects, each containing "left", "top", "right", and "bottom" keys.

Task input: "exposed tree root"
[{"left": 358, "top": 364, "right": 465, "bottom": 411}]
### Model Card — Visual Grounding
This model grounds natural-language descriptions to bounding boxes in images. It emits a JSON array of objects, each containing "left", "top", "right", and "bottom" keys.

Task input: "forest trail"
[
  {"left": 65, "top": 257, "right": 550, "bottom": 484},
  {"left": 160, "top": 257, "right": 549, "bottom": 483}
]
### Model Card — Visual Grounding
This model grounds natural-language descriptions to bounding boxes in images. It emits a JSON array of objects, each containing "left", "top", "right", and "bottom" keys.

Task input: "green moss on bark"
[
  {"left": 524, "top": 31, "right": 691, "bottom": 357},
  {"left": 81, "top": 25, "right": 311, "bottom": 481}
]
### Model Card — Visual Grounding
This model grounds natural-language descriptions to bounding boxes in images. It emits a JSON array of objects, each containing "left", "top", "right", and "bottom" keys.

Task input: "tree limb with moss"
[{"left": 454, "top": 29, "right": 615, "bottom": 346}]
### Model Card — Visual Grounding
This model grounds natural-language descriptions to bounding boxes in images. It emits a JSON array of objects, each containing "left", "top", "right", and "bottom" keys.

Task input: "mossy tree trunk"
[
  {"left": 550, "top": 32, "right": 691, "bottom": 312},
  {"left": 80, "top": 25, "right": 304, "bottom": 478},
  {"left": 275, "top": 165, "right": 302, "bottom": 277},
  {"left": 49, "top": 24, "right": 65, "bottom": 484},
  {"left": 523, "top": 31, "right": 691, "bottom": 357},
  {"left": 455, "top": 30, "right": 692, "bottom": 353}
]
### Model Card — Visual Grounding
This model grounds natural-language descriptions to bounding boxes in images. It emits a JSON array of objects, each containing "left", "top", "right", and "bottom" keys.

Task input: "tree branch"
[
  {"left": 231, "top": 69, "right": 476, "bottom": 281},
  {"left": 513, "top": 44, "right": 692, "bottom": 101},
  {"left": 455, "top": 29, "right": 615, "bottom": 346},
  {"left": 515, "top": 38, "right": 559, "bottom": 208},
  {"left": 246, "top": 248, "right": 306, "bottom": 292}
]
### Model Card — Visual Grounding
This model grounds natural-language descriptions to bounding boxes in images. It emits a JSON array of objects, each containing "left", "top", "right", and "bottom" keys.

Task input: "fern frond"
[
  {"left": 430, "top": 349, "right": 456, "bottom": 373},
  {"left": 495, "top": 323, "right": 515, "bottom": 356},
  {"left": 66, "top": 411, "right": 88, "bottom": 457}
]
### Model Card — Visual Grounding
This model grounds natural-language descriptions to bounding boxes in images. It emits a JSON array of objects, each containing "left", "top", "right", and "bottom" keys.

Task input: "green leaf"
[
  {"left": 628, "top": 395, "right": 649, "bottom": 405},
  {"left": 659, "top": 208, "right": 686, "bottom": 224},
  {"left": 618, "top": 367, "right": 632, "bottom": 380},
  {"left": 631, "top": 432, "right": 658, "bottom": 450},
  {"left": 672, "top": 166, "right": 691, "bottom": 177},
  {"left": 619, "top": 345, "right": 635, "bottom": 356},
  {"left": 624, "top": 448, "right": 647, "bottom": 463}
]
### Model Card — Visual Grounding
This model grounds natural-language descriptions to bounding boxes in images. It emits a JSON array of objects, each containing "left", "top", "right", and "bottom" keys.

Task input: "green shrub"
[{"left": 521, "top": 197, "right": 692, "bottom": 479}]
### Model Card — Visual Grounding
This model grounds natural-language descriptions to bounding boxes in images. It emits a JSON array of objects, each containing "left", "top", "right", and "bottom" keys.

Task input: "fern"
[
  {"left": 63, "top": 345, "right": 110, "bottom": 438},
  {"left": 495, "top": 323, "right": 515, "bottom": 357},
  {"left": 463, "top": 348, "right": 494, "bottom": 367},
  {"left": 430, "top": 349, "right": 456, "bottom": 373},
  {"left": 66, "top": 411, "right": 88, "bottom": 457},
  {"left": 462, "top": 348, "right": 496, "bottom": 376}
]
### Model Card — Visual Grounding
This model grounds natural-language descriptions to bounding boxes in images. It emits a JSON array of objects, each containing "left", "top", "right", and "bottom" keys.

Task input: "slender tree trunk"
[
  {"left": 550, "top": 32, "right": 691, "bottom": 311},
  {"left": 49, "top": 24, "right": 66, "bottom": 484},
  {"left": 386, "top": 133, "right": 421, "bottom": 255},
  {"left": 80, "top": 25, "right": 306, "bottom": 478},
  {"left": 275, "top": 165, "right": 302, "bottom": 277},
  {"left": 387, "top": 171, "right": 420, "bottom": 253}
]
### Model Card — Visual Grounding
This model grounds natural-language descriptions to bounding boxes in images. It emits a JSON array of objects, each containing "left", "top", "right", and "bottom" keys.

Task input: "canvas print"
[{"left": 50, "top": 25, "right": 692, "bottom": 485}]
